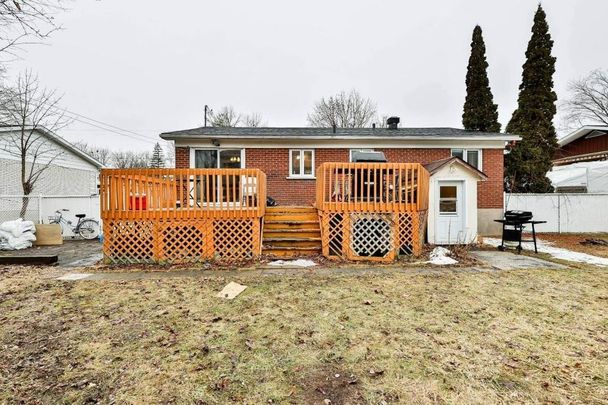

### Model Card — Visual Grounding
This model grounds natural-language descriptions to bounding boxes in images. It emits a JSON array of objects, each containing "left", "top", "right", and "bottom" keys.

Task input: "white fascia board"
[{"left": 175, "top": 138, "right": 513, "bottom": 149}]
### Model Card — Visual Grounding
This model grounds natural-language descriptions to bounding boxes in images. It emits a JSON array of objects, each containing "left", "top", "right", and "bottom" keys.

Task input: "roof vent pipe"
[
  {"left": 332, "top": 123, "right": 337, "bottom": 133},
  {"left": 372, "top": 123, "right": 376, "bottom": 129},
  {"left": 387, "top": 116, "right": 400, "bottom": 129}
]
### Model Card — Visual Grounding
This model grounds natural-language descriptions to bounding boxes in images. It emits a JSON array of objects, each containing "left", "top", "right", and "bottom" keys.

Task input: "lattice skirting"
[
  {"left": 103, "top": 218, "right": 261, "bottom": 264},
  {"left": 320, "top": 210, "right": 427, "bottom": 262}
]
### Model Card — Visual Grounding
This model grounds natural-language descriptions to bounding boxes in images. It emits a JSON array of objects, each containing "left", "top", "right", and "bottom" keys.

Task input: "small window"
[
  {"left": 349, "top": 149, "right": 375, "bottom": 162},
  {"left": 439, "top": 185, "right": 458, "bottom": 214},
  {"left": 451, "top": 149, "right": 481, "bottom": 170},
  {"left": 289, "top": 149, "right": 314, "bottom": 178}
]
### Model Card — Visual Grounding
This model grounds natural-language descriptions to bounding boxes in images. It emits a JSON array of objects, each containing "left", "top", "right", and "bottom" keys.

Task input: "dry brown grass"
[{"left": 1, "top": 265, "right": 607, "bottom": 404}]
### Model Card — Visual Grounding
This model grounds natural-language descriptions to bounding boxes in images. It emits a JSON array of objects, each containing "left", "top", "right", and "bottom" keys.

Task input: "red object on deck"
[{"left": 129, "top": 195, "right": 147, "bottom": 210}]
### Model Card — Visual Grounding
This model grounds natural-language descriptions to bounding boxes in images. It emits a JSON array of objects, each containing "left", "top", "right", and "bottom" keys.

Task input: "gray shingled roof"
[
  {"left": 160, "top": 126, "right": 518, "bottom": 140},
  {"left": 423, "top": 156, "right": 488, "bottom": 179}
]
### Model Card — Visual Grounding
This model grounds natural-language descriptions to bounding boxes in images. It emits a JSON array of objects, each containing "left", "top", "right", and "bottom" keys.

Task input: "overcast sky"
[{"left": 7, "top": 0, "right": 608, "bottom": 151}]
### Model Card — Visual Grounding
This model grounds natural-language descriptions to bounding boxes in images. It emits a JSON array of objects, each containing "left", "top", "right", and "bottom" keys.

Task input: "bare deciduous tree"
[
  {"left": 110, "top": 150, "right": 151, "bottom": 168},
  {"left": 0, "top": 70, "right": 70, "bottom": 216},
  {"left": 73, "top": 141, "right": 112, "bottom": 166},
  {"left": 163, "top": 140, "right": 175, "bottom": 167},
  {"left": 307, "top": 90, "right": 378, "bottom": 128},
  {"left": 0, "top": 0, "right": 65, "bottom": 60},
  {"left": 208, "top": 105, "right": 241, "bottom": 127},
  {"left": 562, "top": 69, "right": 608, "bottom": 126},
  {"left": 244, "top": 112, "right": 264, "bottom": 127}
]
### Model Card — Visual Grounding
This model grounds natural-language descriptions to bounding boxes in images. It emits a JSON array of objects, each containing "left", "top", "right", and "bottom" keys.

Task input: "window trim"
[
  {"left": 288, "top": 149, "right": 315, "bottom": 179},
  {"left": 451, "top": 148, "right": 482, "bottom": 170},
  {"left": 189, "top": 148, "right": 245, "bottom": 169},
  {"left": 349, "top": 148, "right": 375, "bottom": 162}
]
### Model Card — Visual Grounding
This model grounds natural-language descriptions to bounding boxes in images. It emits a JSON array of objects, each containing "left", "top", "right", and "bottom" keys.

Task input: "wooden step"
[
  {"left": 264, "top": 220, "right": 319, "bottom": 230},
  {"left": 264, "top": 238, "right": 321, "bottom": 248},
  {"left": 265, "top": 213, "right": 319, "bottom": 222},
  {"left": 263, "top": 229, "right": 320, "bottom": 238},
  {"left": 266, "top": 206, "right": 317, "bottom": 213},
  {"left": 262, "top": 246, "right": 322, "bottom": 258}
]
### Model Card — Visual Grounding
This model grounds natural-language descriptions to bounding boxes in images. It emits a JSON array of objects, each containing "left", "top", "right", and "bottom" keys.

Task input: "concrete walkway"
[{"left": 470, "top": 250, "right": 567, "bottom": 270}]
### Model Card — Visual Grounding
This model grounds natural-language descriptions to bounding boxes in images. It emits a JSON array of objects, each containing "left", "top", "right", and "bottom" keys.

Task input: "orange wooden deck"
[
  {"left": 315, "top": 163, "right": 429, "bottom": 262},
  {"left": 100, "top": 168, "right": 266, "bottom": 263}
]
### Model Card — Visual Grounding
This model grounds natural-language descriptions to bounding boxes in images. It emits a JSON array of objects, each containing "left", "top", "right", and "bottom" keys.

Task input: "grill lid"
[{"left": 504, "top": 210, "right": 533, "bottom": 221}]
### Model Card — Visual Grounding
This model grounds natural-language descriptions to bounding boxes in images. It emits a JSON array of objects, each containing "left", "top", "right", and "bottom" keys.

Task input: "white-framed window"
[
  {"left": 451, "top": 149, "right": 482, "bottom": 170},
  {"left": 349, "top": 149, "right": 375, "bottom": 162},
  {"left": 190, "top": 149, "right": 245, "bottom": 169},
  {"left": 289, "top": 149, "right": 314, "bottom": 178}
]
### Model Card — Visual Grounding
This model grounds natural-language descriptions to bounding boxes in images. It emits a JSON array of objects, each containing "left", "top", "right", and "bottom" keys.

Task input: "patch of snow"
[
  {"left": 57, "top": 273, "right": 93, "bottom": 281},
  {"left": 428, "top": 247, "right": 458, "bottom": 265},
  {"left": 483, "top": 238, "right": 608, "bottom": 267},
  {"left": 268, "top": 259, "right": 317, "bottom": 267}
]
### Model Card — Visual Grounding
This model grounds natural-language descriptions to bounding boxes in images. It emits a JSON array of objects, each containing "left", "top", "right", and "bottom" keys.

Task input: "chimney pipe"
[
  {"left": 387, "top": 116, "right": 400, "bottom": 129},
  {"left": 372, "top": 123, "right": 376, "bottom": 129},
  {"left": 332, "top": 123, "right": 337, "bottom": 133}
]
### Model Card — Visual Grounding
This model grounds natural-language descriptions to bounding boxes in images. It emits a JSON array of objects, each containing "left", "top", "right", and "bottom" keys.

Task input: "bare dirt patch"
[
  {"left": 537, "top": 233, "right": 608, "bottom": 258},
  {"left": 296, "top": 366, "right": 363, "bottom": 404}
]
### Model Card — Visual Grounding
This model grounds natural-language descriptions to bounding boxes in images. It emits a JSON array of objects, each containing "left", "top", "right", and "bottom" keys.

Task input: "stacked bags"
[{"left": 0, "top": 218, "right": 37, "bottom": 250}]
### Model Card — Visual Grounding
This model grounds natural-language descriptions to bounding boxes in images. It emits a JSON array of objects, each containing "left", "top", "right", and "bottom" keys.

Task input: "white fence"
[
  {"left": 504, "top": 193, "right": 608, "bottom": 233},
  {"left": 0, "top": 194, "right": 100, "bottom": 237}
]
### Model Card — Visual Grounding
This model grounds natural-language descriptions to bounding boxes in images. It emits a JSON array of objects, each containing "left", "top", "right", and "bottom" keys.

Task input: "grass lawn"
[{"left": 1, "top": 265, "right": 607, "bottom": 404}]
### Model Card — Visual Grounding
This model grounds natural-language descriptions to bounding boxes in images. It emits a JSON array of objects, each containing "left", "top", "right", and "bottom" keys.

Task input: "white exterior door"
[{"left": 435, "top": 181, "right": 465, "bottom": 244}]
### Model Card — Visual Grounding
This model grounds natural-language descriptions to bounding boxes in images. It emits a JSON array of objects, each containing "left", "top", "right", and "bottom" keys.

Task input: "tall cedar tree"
[
  {"left": 505, "top": 5, "right": 558, "bottom": 192},
  {"left": 462, "top": 25, "right": 501, "bottom": 132},
  {"left": 150, "top": 142, "right": 165, "bottom": 168}
]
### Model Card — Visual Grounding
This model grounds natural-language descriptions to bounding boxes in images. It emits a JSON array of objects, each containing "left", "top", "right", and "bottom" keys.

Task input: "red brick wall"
[
  {"left": 555, "top": 133, "right": 608, "bottom": 159},
  {"left": 175, "top": 146, "right": 504, "bottom": 208},
  {"left": 478, "top": 149, "right": 504, "bottom": 209},
  {"left": 246, "top": 148, "right": 349, "bottom": 206},
  {"left": 175, "top": 147, "right": 190, "bottom": 168},
  {"left": 379, "top": 148, "right": 450, "bottom": 165}
]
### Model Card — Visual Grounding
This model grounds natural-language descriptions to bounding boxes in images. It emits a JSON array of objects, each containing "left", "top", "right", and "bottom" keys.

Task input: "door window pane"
[
  {"left": 291, "top": 150, "right": 301, "bottom": 175},
  {"left": 467, "top": 150, "right": 479, "bottom": 169},
  {"left": 195, "top": 150, "right": 217, "bottom": 168},
  {"left": 439, "top": 185, "right": 458, "bottom": 214},
  {"left": 440, "top": 186, "right": 457, "bottom": 199},
  {"left": 303, "top": 150, "right": 313, "bottom": 175},
  {"left": 439, "top": 200, "right": 457, "bottom": 213}
]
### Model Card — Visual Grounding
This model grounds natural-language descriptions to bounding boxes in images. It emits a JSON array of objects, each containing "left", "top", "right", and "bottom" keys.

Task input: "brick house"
[
  {"left": 161, "top": 122, "right": 518, "bottom": 241},
  {"left": 554, "top": 125, "right": 608, "bottom": 166}
]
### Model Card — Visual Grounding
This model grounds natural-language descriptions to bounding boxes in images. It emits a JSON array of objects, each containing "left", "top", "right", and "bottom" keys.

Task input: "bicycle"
[{"left": 48, "top": 209, "right": 100, "bottom": 240}]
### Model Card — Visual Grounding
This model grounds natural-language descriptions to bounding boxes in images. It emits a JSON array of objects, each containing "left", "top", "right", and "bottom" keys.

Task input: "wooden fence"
[
  {"left": 100, "top": 168, "right": 266, "bottom": 263},
  {"left": 316, "top": 163, "right": 429, "bottom": 262}
]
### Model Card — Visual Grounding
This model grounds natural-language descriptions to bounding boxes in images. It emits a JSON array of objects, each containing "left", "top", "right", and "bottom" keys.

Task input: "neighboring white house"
[
  {"left": 0, "top": 126, "right": 103, "bottom": 196},
  {"left": 425, "top": 156, "right": 488, "bottom": 244}
]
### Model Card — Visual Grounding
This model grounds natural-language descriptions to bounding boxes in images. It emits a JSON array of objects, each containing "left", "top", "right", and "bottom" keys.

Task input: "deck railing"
[
  {"left": 316, "top": 162, "right": 429, "bottom": 212},
  {"left": 100, "top": 168, "right": 267, "bottom": 220}
]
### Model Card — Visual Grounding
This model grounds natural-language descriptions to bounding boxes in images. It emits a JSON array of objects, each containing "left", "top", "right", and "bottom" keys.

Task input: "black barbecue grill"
[{"left": 494, "top": 210, "right": 546, "bottom": 253}]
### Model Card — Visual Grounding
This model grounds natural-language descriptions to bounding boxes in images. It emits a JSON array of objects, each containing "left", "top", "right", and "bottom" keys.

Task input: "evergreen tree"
[
  {"left": 505, "top": 5, "right": 558, "bottom": 193},
  {"left": 462, "top": 25, "right": 501, "bottom": 132},
  {"left": 150, "top": 142, "right": 165, "bottom": 168}
]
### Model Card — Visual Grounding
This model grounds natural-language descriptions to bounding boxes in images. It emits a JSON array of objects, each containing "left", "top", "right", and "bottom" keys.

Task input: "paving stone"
[{"left": 470, "top": 250, "right": 568, "bottom": 270}]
